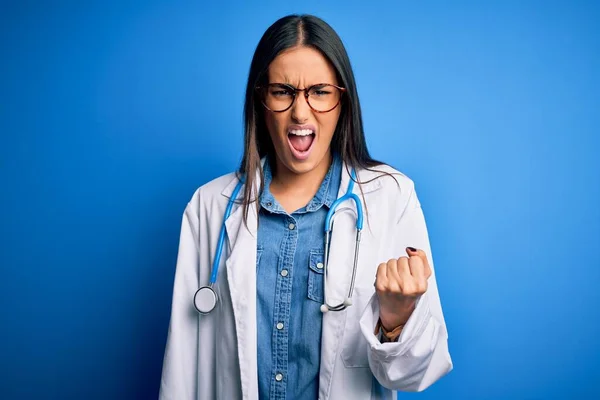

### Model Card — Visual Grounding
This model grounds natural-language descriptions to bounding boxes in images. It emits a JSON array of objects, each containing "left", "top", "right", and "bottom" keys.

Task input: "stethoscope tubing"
[{"left": 195, "top": 168, "right": 363, "bottom": 314}]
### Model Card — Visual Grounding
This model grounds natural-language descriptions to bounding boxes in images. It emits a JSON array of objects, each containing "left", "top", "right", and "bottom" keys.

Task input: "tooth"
[{"left": 289, "top": 129, "right": 314, "bottom": 136}]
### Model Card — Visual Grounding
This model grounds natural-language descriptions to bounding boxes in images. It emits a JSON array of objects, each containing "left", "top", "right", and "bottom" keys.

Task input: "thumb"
[
  {"left": 406, "top": 246, "right": 419, "bottom": 256},
  {"left": 406, "top": 246, "right": 432, "bottom": 276}
]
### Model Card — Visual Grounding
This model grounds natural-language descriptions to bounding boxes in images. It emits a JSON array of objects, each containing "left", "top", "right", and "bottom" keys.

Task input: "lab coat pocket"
[
  {"left": 307, "top": 249, "right": 324, "bottom": 303},
  {"left": 341, "top": 286, "right": 373, "bottom": 368}
]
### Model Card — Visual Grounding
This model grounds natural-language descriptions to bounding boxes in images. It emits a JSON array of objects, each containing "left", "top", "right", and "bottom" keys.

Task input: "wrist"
[
  {"left": 374, "top": 318, "right": 404, "bottom": 342},
  {"left": 379, "top": 301, "right": 415, "bottom": 331}
]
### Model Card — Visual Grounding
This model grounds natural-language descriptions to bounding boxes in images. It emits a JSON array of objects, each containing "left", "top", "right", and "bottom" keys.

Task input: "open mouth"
[{"left": 287, "top": 128, "right": 315, "bottom": 160}]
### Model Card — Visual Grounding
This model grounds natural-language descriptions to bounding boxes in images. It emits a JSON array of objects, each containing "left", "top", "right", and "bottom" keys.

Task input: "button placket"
[{"left": 270, "top": 216, "right": 297, "bottom": 398}]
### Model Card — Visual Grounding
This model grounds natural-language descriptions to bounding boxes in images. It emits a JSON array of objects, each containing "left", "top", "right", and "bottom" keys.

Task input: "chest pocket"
[{"left": 307, "top": 249, "right": 324, "bottom": 303}]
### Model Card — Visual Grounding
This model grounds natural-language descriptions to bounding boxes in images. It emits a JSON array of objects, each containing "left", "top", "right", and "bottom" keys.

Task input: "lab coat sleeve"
[
  {"left": 159, "top": 199, "right": 200, "bottom": 400},
  {"left": 359, "top": 185, "right": 453, "bottom": 392}
]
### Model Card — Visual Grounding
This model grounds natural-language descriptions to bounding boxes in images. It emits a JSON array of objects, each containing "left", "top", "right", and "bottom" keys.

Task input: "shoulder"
[
  {"left": 357, "top": 162, "right": 421, "bottom": 222},
  {"left": 358, "top": 162, "right": 416, "bottom": 197},
  {"left": 185, "top": 170, "right": 239, "bottom": 211},
  {"left": 200, "top": 171, "right": 239, "bottom": 197}
]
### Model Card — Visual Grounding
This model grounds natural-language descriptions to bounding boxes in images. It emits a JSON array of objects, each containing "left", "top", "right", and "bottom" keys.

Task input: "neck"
[{"left": 271, "top": 152, "right": 333, "bottom": 198}]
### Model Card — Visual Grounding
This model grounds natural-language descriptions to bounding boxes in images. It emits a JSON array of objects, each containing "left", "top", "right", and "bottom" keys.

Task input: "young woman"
[{"left": 159, "top": 14, "right": 452, "bottom": 400}]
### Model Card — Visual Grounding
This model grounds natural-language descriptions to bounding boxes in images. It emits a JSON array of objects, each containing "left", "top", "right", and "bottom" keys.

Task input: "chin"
[{"left": 288, "top": 161, "right": 318, "bottom": 175}]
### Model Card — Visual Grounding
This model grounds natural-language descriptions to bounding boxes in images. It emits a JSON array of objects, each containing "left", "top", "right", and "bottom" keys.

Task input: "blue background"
[{"left": 1, "top": 1, "right": 599, "bottom": 399}]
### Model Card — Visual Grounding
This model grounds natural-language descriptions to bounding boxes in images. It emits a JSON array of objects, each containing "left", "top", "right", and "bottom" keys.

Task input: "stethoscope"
[{"left": 193, "top": 169, "right": 363, "bottom": 314}]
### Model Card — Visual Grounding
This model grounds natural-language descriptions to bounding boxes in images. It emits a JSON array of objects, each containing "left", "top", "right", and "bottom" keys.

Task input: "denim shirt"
[{"left": 256, "top": 154, "right": 342, "bottom": 400}]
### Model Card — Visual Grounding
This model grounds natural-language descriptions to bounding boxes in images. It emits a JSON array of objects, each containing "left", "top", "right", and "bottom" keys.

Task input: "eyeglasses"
[{"left": 256, "top": 83, "right": 346, "bottom": 113}]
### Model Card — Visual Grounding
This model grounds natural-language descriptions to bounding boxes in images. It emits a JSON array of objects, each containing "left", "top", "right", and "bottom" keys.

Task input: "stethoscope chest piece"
[{"left": 194, "top": 286, "right": 217, "bottom": 314}]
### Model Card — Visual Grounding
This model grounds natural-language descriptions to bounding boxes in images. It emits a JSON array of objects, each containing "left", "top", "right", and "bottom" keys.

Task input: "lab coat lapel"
[
  {"left": 319, "top": 162, "right": 381, "bottom": 399},
  {"left": 325, "top": 163, "right": 357, "bottom": 304},
  {"left": 324, "top": 162, "right": 381, "bottom": 304},
  {"left": 319, "top": 163, "right": 356, "bottom": 399},
  {"left": 223, "top": 171, "right": 260, "bottom": 399}
]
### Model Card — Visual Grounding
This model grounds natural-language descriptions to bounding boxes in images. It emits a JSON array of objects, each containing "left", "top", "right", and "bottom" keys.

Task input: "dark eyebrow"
[
  {"left": 282, "top": 75, "right": 295, "bottom": 86},
  {"left": 267, "top": 83, "right": 296, "bottom": 91},
  {"left": 268, "top": 82, "right": 335, "bottom": 89}
]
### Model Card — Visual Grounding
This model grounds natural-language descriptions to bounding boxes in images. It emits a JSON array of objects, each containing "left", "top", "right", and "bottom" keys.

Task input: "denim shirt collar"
[{"left": 260, "top": 153, "right": 342, "bottom": 214}]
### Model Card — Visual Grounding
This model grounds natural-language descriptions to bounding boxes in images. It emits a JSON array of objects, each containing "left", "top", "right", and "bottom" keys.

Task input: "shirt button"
[
  {"left": 280, "top": 269, "right": 289, "bottom": 277},
  {"left": 288, "top": 223, "right": 295, "bottom": 230},
  {"left": 316, "top": 262, "right": 324, "bottom": 269},
  {"left": 275, "top": 373, "right": 283, "bottom": 382},
  {"left": 276, "top": 322, "right": 284, "bottom": 330}
]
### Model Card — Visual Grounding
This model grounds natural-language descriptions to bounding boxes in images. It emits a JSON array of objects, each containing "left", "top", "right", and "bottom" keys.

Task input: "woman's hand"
[{"left": 375, "top": 247, "right": 432, "bottom": 331}]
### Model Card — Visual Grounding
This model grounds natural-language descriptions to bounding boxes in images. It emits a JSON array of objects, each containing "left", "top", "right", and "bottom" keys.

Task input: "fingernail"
[{"left": 407, "top": 246, "right": 417, "bottom": 252}]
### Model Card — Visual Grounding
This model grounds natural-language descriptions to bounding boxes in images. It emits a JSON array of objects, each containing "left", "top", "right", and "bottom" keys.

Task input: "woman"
[{"left": 159, "top": 14, "right": 452, "bottom": 400}]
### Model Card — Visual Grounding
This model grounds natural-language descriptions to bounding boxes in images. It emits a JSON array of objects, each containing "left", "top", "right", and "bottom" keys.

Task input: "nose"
[{"left": 291, "top": 92, "right": 310, "bottom": 123}]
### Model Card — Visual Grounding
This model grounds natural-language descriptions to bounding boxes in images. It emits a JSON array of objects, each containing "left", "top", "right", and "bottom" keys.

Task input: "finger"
[
  {"left": 397, "top": 256, "right": 417, "bottom": 295},
  {"left": 408, "top": 256, "right": 429, "bottom": 294},
  {"left": 375, "top": 262, "right": 388, "bottom": 291},
  {"left": 397, "top": 256, "right": 411, "bottom": 280},
  {"left": 407, "top": 246, "right": 432, "bottom": 278},
  {"left": 408, "top": 255, "right": 425, "bottom": 281},
  {"left": 385, "top": 258, "right": 402, "bottom": 291}
]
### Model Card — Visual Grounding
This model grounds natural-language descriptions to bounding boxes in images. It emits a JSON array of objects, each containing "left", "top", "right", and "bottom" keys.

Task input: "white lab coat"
[{"left": 159, "top": 160, "right": 452, "bottom": 400}]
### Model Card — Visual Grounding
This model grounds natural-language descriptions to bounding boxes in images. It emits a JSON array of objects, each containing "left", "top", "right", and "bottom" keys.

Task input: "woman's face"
[{"left": 263, "top": 46, "right": 342, "bottom": 177}]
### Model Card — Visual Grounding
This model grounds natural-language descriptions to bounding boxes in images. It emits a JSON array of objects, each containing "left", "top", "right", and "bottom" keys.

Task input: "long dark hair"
[{"left": 239, "top": 14, "right": 389, "bottom": 223}]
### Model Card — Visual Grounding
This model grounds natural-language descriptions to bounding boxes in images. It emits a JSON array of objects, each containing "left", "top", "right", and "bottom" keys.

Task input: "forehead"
[{"left": 267, "top": 46, "right": 338, "bottom": 85}]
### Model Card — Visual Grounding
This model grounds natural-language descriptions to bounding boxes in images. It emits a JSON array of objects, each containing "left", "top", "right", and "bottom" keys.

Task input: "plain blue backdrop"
[{"left": 1, "top": 1, "right": 599, "bottom": 399}]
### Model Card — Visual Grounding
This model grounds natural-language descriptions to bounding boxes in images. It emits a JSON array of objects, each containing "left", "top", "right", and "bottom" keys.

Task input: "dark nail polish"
[{"left": 407, "top": 247, "right": 417, "bottom": 252}]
